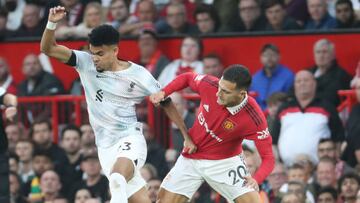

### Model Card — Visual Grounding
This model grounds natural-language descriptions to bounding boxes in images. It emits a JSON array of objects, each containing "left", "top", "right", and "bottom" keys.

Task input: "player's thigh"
[
  {"left": 128, "top": 186, "right": 151, "bottom": 203},
  {"left": 160, "top": 155, "right": 204, "bottom": 201},
  {"left": 234, "top": 191, "right": 261, "bottom": 203},
  {"left": 201, "top": 154, "right": 254, "bottom": 202},
  {"left": 157, "top": 188, "right": 188, "bottom": 203}
]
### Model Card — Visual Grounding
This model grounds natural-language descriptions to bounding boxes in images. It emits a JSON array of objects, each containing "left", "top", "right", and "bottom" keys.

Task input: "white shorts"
[
  {"left": 161, "top": 154, "right": 255, "bottom": 202},
  {"left": 97, "top": 125, "right": 147, "bottom": 198}
]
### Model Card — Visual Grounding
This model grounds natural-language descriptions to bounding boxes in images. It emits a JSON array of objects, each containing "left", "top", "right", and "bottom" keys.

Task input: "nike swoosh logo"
[{"left": 96, "top": 75, "right": 107, "bottom": 78}]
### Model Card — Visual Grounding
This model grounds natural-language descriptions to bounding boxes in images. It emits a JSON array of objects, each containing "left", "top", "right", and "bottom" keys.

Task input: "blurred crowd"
[{"left": 1, "top": 0, "right": 360, "bottom": 203}]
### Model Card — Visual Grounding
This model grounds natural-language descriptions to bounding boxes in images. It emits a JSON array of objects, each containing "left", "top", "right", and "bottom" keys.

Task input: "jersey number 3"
[{"left": 119, "top": 142, "right": 132, "bottom": 151}]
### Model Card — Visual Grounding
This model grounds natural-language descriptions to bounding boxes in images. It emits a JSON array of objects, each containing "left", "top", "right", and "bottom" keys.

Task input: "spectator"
[
  {"left": 202, "top": 53, "right": 223, "bottom": 78},
  {"left": 24, "top": 151, "right": 54, "bottom": 199},
  {"left": 9, "top": 3, "right": 45, "bottom": 38},
  {"left": 6, "top": 123, "right": 24, "bottom": 154},
  {"left": 225, "top": 0, "right": 267, "bottom": 32},
  {"left": 308, "top": 39, "right": 352, "bottom": 106},
  {"left": 193, "top": 3, "right": 220, "bottom": 34},
  {"left": 38, "top": 170, "right": 62, "bottom": 202},
  {"left": 266, "top": 162, "right": 287, "bottom": 203},
  {"left": 0, "top": 57, "right": 17, "bottom": 95},
  {"left": 79, "top": 124, "right": 96, "bottom": 153},
  {"left": 314, "top": 157, "right": 338, "bottom": 194},
  {"left": 30, "top": 119, "right": 69, "bottom": 172},
  {"left": 56, "top": 2, "right": 103, "bottom": 40},
  {"left": 281, "top": 192, "right": 303, "bottom": 203},
  {"left": 137, "top": 29, "right": 170, "bottom": 79},
  {"left": 213, "top": 0, "right": 239, "bottom": 31},
  {"left": 250, "top": 44, "right": 294, "bottom": 110},
  {"left": 317, "top": 138, "right": 354, "bottom": 179},
  {"left": 336, "top": 0, "right": 360, "bottom": 28},
  {"left": 356, "top": 190, "right": 360, "bottom": 203},
  {"left": 71, "top": 152, "right": 109, "bottom": 202},
  {"left": 158, "top": 36, "right": 203, "bottom": 86},
  {"left": 15, "top": 139, "right": 35, "bottom": 183},
  {"left": 159, "top": 0, "right": 196, "bottom": 24},
  {"left": 18, "top": 54, "right": 65, "bottom": 96},
  {"left": 294, "top": 154, "right": 315, "bottom": 183},
  {"left": 272, "top": 70, "right": 344, "bottom": 166},
  {"left": 5, "top": 0, "right": 26, "bottom": 31},
  {"left": 74, "top": 188, "right": 93, "bottom": 203},
  {"left": 140, "top": 163, "right": 158, "bottom": 182},
  {"left": 264, "top": 0, "right": 302, "bottom": 31},
  {"left": 285, "top": 0, "right": 310, "bottom": 26},
  {"left": 169, "top": 92, "right": 195, "bottom": 153},
  {"left": 60, "top": 125, "right": 83, "bottom": 183},
  {"left": 317, "top": 186, "right": 338, "bottom": 203},
  {"left": 305, "top": 0, "right": 337, "bottom": 30},
  {"left": 343, "top": 79, "right": 360, "bottom": 167},
  {"left": 119, "top": 0, "right": 161, "bottom": 36},
  {"left": 142, "top": 123, "right": 168, "bottom": 179},
  {"left": 147, "top": 178, "right": 161, "bottom": 203},
  {"left": 287, "top": 181, "right": 307, "bottom": 203},
  {"left": 109, "top": 0, "right": 132, "bottom": 31},
  {"left": 338, "top": 173, "right": 360, "bottom": 203},
  {"left": 266, "top": 92, "right": 288, "bottom": 137},
  {"left": 9, "top": 171, "right": 27, "bottom": 203},
  {"left": 158, "top": 2, "right": 197, "bottom": 35}
]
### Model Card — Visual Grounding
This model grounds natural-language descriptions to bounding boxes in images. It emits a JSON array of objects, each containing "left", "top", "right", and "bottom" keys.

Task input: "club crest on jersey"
[
  {"left": 222, "top": 119, "right": 235, "bottom": 131},
  {"left": 127, "top": 82, "right": 136, "bottom": 92}
]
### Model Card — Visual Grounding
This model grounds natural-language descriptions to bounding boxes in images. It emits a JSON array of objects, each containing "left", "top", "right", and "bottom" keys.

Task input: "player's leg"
[
  {"left": 128, "top": 187, "right": 151, "bottom": 203},
  {"left": 202, "top": 154, "right": 259, "bottom": 203},
  {"left": 233, "top": 191, "right": 261, "bottom": 203},
  {"left": 157, "top": 188, "right": 189, "bottom": 203},
  {"left": 157, "top": 155, "right": 204, "bottom": 203}
]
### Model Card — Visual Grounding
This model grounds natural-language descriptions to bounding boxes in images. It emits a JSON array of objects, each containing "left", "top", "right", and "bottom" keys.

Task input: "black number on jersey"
[
  {"left": 228, "top": 165, "right": 246, "bottom": 185},
  {"left": 119, "top": 142, "right": 131, "bottom": 151}
]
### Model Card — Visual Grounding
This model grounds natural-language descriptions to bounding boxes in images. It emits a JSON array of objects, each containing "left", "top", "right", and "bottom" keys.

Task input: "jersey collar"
[{"left": 226, "top": 94, "right": 248, "bottom": 115}]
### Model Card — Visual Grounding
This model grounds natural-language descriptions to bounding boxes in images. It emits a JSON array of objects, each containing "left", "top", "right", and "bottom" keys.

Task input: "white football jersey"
[{"left": 73, "top": 50, "right": 161, "bottom": 148}]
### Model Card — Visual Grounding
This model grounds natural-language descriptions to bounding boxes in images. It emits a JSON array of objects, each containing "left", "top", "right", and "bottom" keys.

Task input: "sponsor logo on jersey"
[
  {"left": 96, "top": 74, "right": 107, "bottom": 78},
  {"left": 194, "top": 75, "right": 205, "bottom": 81},
  {"left": 257, "top": 128, "right": 270, "bottom": 140},
  {"left": 127, "top": 81, "right": 136, "bottom": 92},
  {"left": 198, "top": 111, "right": 223, "bottom": 142},
  {"left": 95, "top": 89, "right": 104, "bottom": 102},
  {"left": 222, "top": 119, "right": 235, "bottom": 131}
]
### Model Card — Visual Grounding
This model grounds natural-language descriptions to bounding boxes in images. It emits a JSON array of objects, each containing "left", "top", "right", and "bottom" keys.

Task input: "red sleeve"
[
  {"left": 162, "top": 72, "right": 201, "bottom": 97},
  {"left": 252, "top": 134, "right": 275, "bottom": 184}
]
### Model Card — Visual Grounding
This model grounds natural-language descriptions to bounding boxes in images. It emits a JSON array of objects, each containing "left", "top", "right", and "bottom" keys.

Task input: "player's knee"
[{"left": 109, "top": 172, "right": 127, "bottom": 191}]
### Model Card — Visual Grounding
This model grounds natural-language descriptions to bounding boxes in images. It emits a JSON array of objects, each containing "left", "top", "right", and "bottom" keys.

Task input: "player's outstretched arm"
[
  {"left": 159, "top": 98, "right": 197, "bottom": 154},
  {"left": 40, "top": 6, "right": 72, "bottom": 63}
]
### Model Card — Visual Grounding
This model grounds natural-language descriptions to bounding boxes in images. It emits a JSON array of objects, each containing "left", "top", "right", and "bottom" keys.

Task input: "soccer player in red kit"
[{"left": 150, "top": 65, "right": 275, "bottom": 203}]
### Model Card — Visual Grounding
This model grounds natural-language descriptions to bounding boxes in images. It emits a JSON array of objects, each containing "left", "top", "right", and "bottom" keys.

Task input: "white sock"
[{"left": 109, "top": 173, "right": 128, "bottom": 203}]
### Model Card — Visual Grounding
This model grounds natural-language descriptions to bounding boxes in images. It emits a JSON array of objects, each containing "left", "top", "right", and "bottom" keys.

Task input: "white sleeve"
[
  {"left": 73, "top": 50, "right": 93, "bottom": 71},
  {"left": 138, "top": 67, "right": 162, "bottom": 95},
  {"left": 0, "top": 87, "right": 5, "bottom": 97}
]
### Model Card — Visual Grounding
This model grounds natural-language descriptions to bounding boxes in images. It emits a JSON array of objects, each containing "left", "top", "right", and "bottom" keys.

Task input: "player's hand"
[
  {"left": 48, "top": 6, "right": 67, "bottom": 23},
  {"left": 5, "top": 106, "right": 17, "bottom": 122},
  {"left": 244, "top": 176, "right": 259, "bottom": 191},
  {"left": 150, "top": 91, "right": 165, "bottom": 105},
  {"left": 183, "top": 137, "right": 197, "bottom": 154}
]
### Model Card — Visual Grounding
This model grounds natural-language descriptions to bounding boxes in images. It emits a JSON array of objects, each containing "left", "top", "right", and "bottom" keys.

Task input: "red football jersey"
[{"left": 163, "top": 72, "right": 274, "bottom": 183}]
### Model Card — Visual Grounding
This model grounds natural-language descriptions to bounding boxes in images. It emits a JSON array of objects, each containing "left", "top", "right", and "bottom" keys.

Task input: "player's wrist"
[{"left": 46, "top": 21, "right": 57, "bottom": 30}]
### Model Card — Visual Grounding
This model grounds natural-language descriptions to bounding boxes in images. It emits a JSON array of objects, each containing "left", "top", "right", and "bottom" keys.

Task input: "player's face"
[
  {"left": 89, "top": 44, "right": 118, "bottom": 72},
  {"left": 216, "top": 78, "right": 245, "bottom": 107}
]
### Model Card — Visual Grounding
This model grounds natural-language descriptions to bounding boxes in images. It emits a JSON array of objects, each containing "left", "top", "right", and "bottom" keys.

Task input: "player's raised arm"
[{"left": 40, "top": 6, "right": 72, "bottom": 63}]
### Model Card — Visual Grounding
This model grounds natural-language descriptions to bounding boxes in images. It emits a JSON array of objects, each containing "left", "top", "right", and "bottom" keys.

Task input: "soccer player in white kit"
[{"left": 40, "top": 6, "right": 197, "bottom": 203}]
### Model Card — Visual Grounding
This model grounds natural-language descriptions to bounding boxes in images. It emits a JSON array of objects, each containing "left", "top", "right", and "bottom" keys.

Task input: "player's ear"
[{"left": 113, "top": 46, "right": 119, "bottom": 56}]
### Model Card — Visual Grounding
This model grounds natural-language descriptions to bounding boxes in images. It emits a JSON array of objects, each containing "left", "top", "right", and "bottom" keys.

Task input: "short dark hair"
[
  {"left": 30, "top": 118, "right": 52, "bottom": 137},
  {"left": 261, "top": 43, "right": 280, "bottom": 54},
  {"left": 139, "top": 29, "right": 158, "bottom": 40},
  {"left": 110, "top": 0, "right": 131, "bottom": 10},
  {"left": 33, "top": 149, "right": 52, "bottom": 161},
  {"left": 317, "top": 186, "right": 338, "bottom": 200},
  {"left": 263, "top": 0, "right": 285, "bottom": 10},
  {"left": 61, "top": 124, "right": 82, "bottom": 140},
  {"left": 318, "top": 138, "right": 335, "bottom": 145},
  {"left": 318, "top": 156, "right": 336, "bottom": 167},
  {"left": 88, "top": 24, "right": 120, "bottom": 46},
  {"left": 182, "top": 36, "right": 203, "bottom": 59},
  {"left": 289, "top": 163, "right": 305, "bottom": 171},
  {"left": 267, "top": 92, "right": 288, "bottom": 106},
  {"left": 203, "top": 53, "right": 222, "bottom": 63},
  {"left": 336, "top": 0, "right": 353, "bottom": 9},
  {"left": 222, "top": 64, "right": 252, "bottom": 90},
  {"left": 193, "top": 3, "right": 220, "bottom": 31}
]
